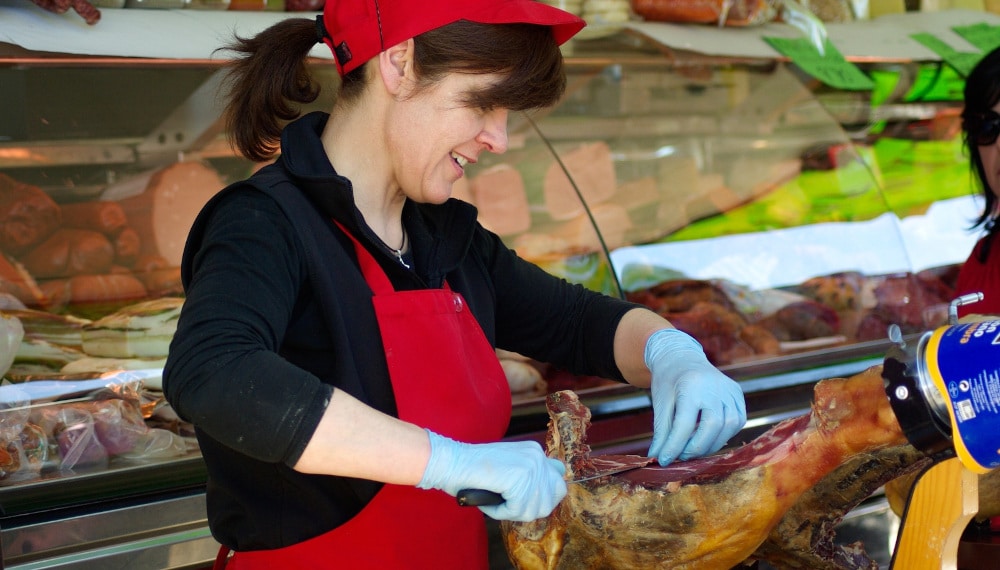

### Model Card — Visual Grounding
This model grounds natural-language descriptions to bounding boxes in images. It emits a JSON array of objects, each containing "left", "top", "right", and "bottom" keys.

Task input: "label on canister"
[{"left": 923, "top": 320, "right": 1000, "bottom": 473}]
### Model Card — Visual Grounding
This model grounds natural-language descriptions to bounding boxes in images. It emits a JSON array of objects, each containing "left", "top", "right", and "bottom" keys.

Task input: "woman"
[
  {"left": 163, "top": 0, "right": 746, "bottom": 567},
  {"left": 956, "top": 45, "right": 1000, "bottom": 318}
]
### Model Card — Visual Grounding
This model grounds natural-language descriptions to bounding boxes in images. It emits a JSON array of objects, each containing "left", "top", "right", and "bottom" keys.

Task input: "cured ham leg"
[
  {"left": 752, "top": 443, "right": 929, "bottom": 569},
  {"left": 501, "top": 366, "right": 924, "bottom": 570}
]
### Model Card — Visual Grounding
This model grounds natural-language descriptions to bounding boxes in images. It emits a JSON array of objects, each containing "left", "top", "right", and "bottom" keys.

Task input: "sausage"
[
  {"left": 0, "top": 173, "right": 61, "bottom": 256},
  {"left": 60, "top": 201, "right": 128, "bottom": 237},
  {"left": 630, "top": 0, "right": 776, "bottom": 26},
  {"left": 21, "top": 229, "right": 115, "bottom": 279},
  {"left": 29, "top": 0, "right": 101, "bottom": 24},
  {"left": 113, "top": 227, "right": 142, "bottom": 267},
  {"left": 67, "top": 274, "right": 147, "bottom": 305}
]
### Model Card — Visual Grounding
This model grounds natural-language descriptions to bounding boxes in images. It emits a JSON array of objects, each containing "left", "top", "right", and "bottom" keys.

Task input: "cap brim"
[{"left": 472, "top": 1, "right": 587, "bottom": 45}]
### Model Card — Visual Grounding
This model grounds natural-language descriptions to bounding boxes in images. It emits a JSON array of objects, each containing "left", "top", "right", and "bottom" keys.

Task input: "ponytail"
[{"left": 219, "top": 18, "right": 322, "bottom": 162}]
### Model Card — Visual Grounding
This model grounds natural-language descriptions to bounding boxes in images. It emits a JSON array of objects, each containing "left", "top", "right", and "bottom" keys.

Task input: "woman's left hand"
[{"left": 644, "top": 328, "right": 747, "bottom": 466}]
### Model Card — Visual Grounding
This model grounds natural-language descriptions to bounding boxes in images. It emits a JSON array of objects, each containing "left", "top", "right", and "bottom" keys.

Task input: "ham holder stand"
[{"left": 883, "top": 294, "right": 999, "bottom": 569}]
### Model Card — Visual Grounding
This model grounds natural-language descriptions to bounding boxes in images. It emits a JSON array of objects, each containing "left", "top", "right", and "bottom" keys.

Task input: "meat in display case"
[
  {"left": 478, "top": 38, "right": 979, "bottom": 403},
  {"left": 0, "top": 3, "right": 996, "bottom": 568}
]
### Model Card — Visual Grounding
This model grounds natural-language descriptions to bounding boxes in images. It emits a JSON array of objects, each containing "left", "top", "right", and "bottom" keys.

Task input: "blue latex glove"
[
  {"left": 645, "top": 328, "right": 747, "bottom": 466},
  {"left": 417, "top": 430, "right": 567, "bottom": 522}
]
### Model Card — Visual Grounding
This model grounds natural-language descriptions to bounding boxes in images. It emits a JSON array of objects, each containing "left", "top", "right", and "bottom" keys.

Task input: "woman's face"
[
  {"left": 387, "top": 71, "right": 510, "bottom": 205},
  {"left": 977, "top": 101, "right": 1000, "bottom": 199}
]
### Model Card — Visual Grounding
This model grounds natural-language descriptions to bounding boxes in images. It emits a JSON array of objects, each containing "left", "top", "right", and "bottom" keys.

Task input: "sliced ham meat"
[
  {"left": 501, "top": 366, "right": 928, "bottom": 569},
  {"left": 543, "top": 142, "right": 616, "bottom": 221},
  {"left": 110, "top": 162, "right": 223, "bottom": 267},
  {"left": 550, "top": 203, "right": 632, "bottom": 253},
  {"left": 471, "top": 164, "right": 531, "bottom": 237}
]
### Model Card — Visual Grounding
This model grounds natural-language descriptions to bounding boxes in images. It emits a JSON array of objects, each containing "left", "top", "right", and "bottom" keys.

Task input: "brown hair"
[
  {"left": 961, "top": 45, "right": 1000, "bottom": 262},
  {"left": 221, "top": 19, "right": 567, "bottom": 162}
]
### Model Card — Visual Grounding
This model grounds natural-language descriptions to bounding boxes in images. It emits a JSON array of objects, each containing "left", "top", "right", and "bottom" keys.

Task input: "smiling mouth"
[{"left": 451, "top": 151, "right": 469, "bottom": 168}]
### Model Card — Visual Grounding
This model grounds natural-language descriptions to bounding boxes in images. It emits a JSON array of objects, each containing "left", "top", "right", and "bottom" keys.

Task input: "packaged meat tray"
[{"left": 0, "top": 369, "right": 192, "bottom": 486}]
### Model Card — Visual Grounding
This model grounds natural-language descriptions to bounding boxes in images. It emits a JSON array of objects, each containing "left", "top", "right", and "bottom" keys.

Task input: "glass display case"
[
  {"left": 1, "top": 3, "right": 997, "bottom": 569},
  {"left": 476, "top": 29, "right": 986, "bottom": 419}
]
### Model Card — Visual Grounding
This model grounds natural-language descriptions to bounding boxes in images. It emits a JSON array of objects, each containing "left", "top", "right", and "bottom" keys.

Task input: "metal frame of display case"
[{"left": 3, "top": 5, "right": 996, "bottom": 568}]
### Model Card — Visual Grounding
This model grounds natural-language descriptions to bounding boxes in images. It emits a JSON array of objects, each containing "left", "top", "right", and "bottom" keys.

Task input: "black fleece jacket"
[{"left": 162, "top": 112, "right": 639, "bottom": 550}]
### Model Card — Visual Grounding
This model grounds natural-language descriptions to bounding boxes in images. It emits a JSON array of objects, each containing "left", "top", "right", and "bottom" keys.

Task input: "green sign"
[
  {"left": 910, "top": 32, "right": 983, "bottom": 76},
  {"left": 764, "top": 36, "right": 874, "bottom": 91},
  {"left": 952, "top": 22, "right": 1000, "bottom": 53}
]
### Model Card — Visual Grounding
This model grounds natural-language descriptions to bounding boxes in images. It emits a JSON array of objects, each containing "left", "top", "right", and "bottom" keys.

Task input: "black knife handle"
[{"left": 456, "top": 488, "right": 504, "bottom": 506}]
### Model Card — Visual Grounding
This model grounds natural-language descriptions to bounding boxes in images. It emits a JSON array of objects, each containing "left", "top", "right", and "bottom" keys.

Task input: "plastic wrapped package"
[
  {"left": 52, "top": 407, "right": 109, "bottom": 471},
  {"left": 0, "top": 370, "right": 169, "bottom": 483},
  {"left": 778, "top": 0, "right": 833, "bottom": 54},
  {"left": 117, "top": 428, "right": 191, "bottom": 463},
  {"left": 0, "top": 313, "right": 24, "bottom": 378}
]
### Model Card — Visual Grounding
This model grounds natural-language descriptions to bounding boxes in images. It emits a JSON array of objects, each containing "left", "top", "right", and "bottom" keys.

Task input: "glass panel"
[
  {"left": 465, "top": 34, "right": 977, "bottom": 398},
  {"left": 0, "top": 61, "right": 237, "bottom": 497}
]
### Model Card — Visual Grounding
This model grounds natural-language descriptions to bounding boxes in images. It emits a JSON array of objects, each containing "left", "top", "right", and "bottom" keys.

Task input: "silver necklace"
[{"left": 376, "top": 229, "right": 410, "bottom": 270}]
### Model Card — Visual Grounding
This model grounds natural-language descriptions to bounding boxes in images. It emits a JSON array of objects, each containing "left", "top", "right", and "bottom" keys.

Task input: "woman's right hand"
[{"left": 417, "top": 430, "right": 567, "bottom": 522}]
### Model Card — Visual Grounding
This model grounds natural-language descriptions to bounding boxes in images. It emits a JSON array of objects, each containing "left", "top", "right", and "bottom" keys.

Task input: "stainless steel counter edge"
[{"left": 2, "top": 492, "right": 219, "bottom": 570}]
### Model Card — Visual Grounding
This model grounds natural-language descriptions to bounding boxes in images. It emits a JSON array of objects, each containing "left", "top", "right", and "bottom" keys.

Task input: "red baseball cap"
[{"left": 320, "top": 0, "right": 586, "bottom": 75}]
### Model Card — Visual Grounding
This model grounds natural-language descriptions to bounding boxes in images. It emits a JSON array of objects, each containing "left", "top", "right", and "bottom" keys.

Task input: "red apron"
[{"left": 216, "top": 224, "right": 512, "bottom": 570}]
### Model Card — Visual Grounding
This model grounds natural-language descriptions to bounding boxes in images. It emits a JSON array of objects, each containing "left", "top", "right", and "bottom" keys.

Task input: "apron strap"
[
  {"left": 333, "top": 220, "right": 395, "bottom": 296},
  {"left": 213, "top": 546, "right": 232, "bottom": 570}
]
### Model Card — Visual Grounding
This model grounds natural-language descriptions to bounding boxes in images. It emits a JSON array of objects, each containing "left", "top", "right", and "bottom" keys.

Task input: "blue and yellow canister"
[{"left": 884, "top": 319, "right": 1000, "bottom": 474}]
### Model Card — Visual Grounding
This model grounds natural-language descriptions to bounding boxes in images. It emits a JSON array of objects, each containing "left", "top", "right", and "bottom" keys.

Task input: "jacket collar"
[{"left": 275, "top": 112, "right": 481, "bottom": 282}]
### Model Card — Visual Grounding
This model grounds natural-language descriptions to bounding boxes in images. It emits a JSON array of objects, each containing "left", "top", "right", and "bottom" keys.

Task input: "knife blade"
[{"left": 456, "top": 457, "right": 657, "bottom": 507}]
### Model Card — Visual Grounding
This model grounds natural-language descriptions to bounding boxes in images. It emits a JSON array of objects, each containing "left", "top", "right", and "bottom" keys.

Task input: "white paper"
[
  {"left": 0, "top": 0, "right": 332, "bottom": 60},
  {"left": 0, "top": 368, "right": 161, "bottom": 405},
  {"left": 898, "top": 194, "right": 985, "bottom": 272},
  {"left": 611, "top": 195, "right": 983, "bottom": 290},
  {"left": 1, "top": 0, "right": 997, "bottom": 61}
]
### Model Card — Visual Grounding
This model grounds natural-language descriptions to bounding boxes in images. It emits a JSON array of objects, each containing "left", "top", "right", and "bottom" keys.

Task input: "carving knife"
[{"left": 456, "top": 457, "right": 657, "bottom": 507}]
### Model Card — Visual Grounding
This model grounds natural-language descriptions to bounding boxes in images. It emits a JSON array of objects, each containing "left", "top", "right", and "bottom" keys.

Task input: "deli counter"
[{"left": 1, "top": 3, "right": 998, "bottom": 569}]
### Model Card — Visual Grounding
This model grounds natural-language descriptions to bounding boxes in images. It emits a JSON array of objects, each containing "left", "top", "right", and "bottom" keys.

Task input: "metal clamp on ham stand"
[{"left": 882, "top": 293, "right": 1000, "bottom": 569}]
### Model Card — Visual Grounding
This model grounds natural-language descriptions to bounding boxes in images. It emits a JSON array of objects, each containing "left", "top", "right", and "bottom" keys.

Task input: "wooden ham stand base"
[{"left": 891, "top": 458, "right": 979, "bottom": 570}]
